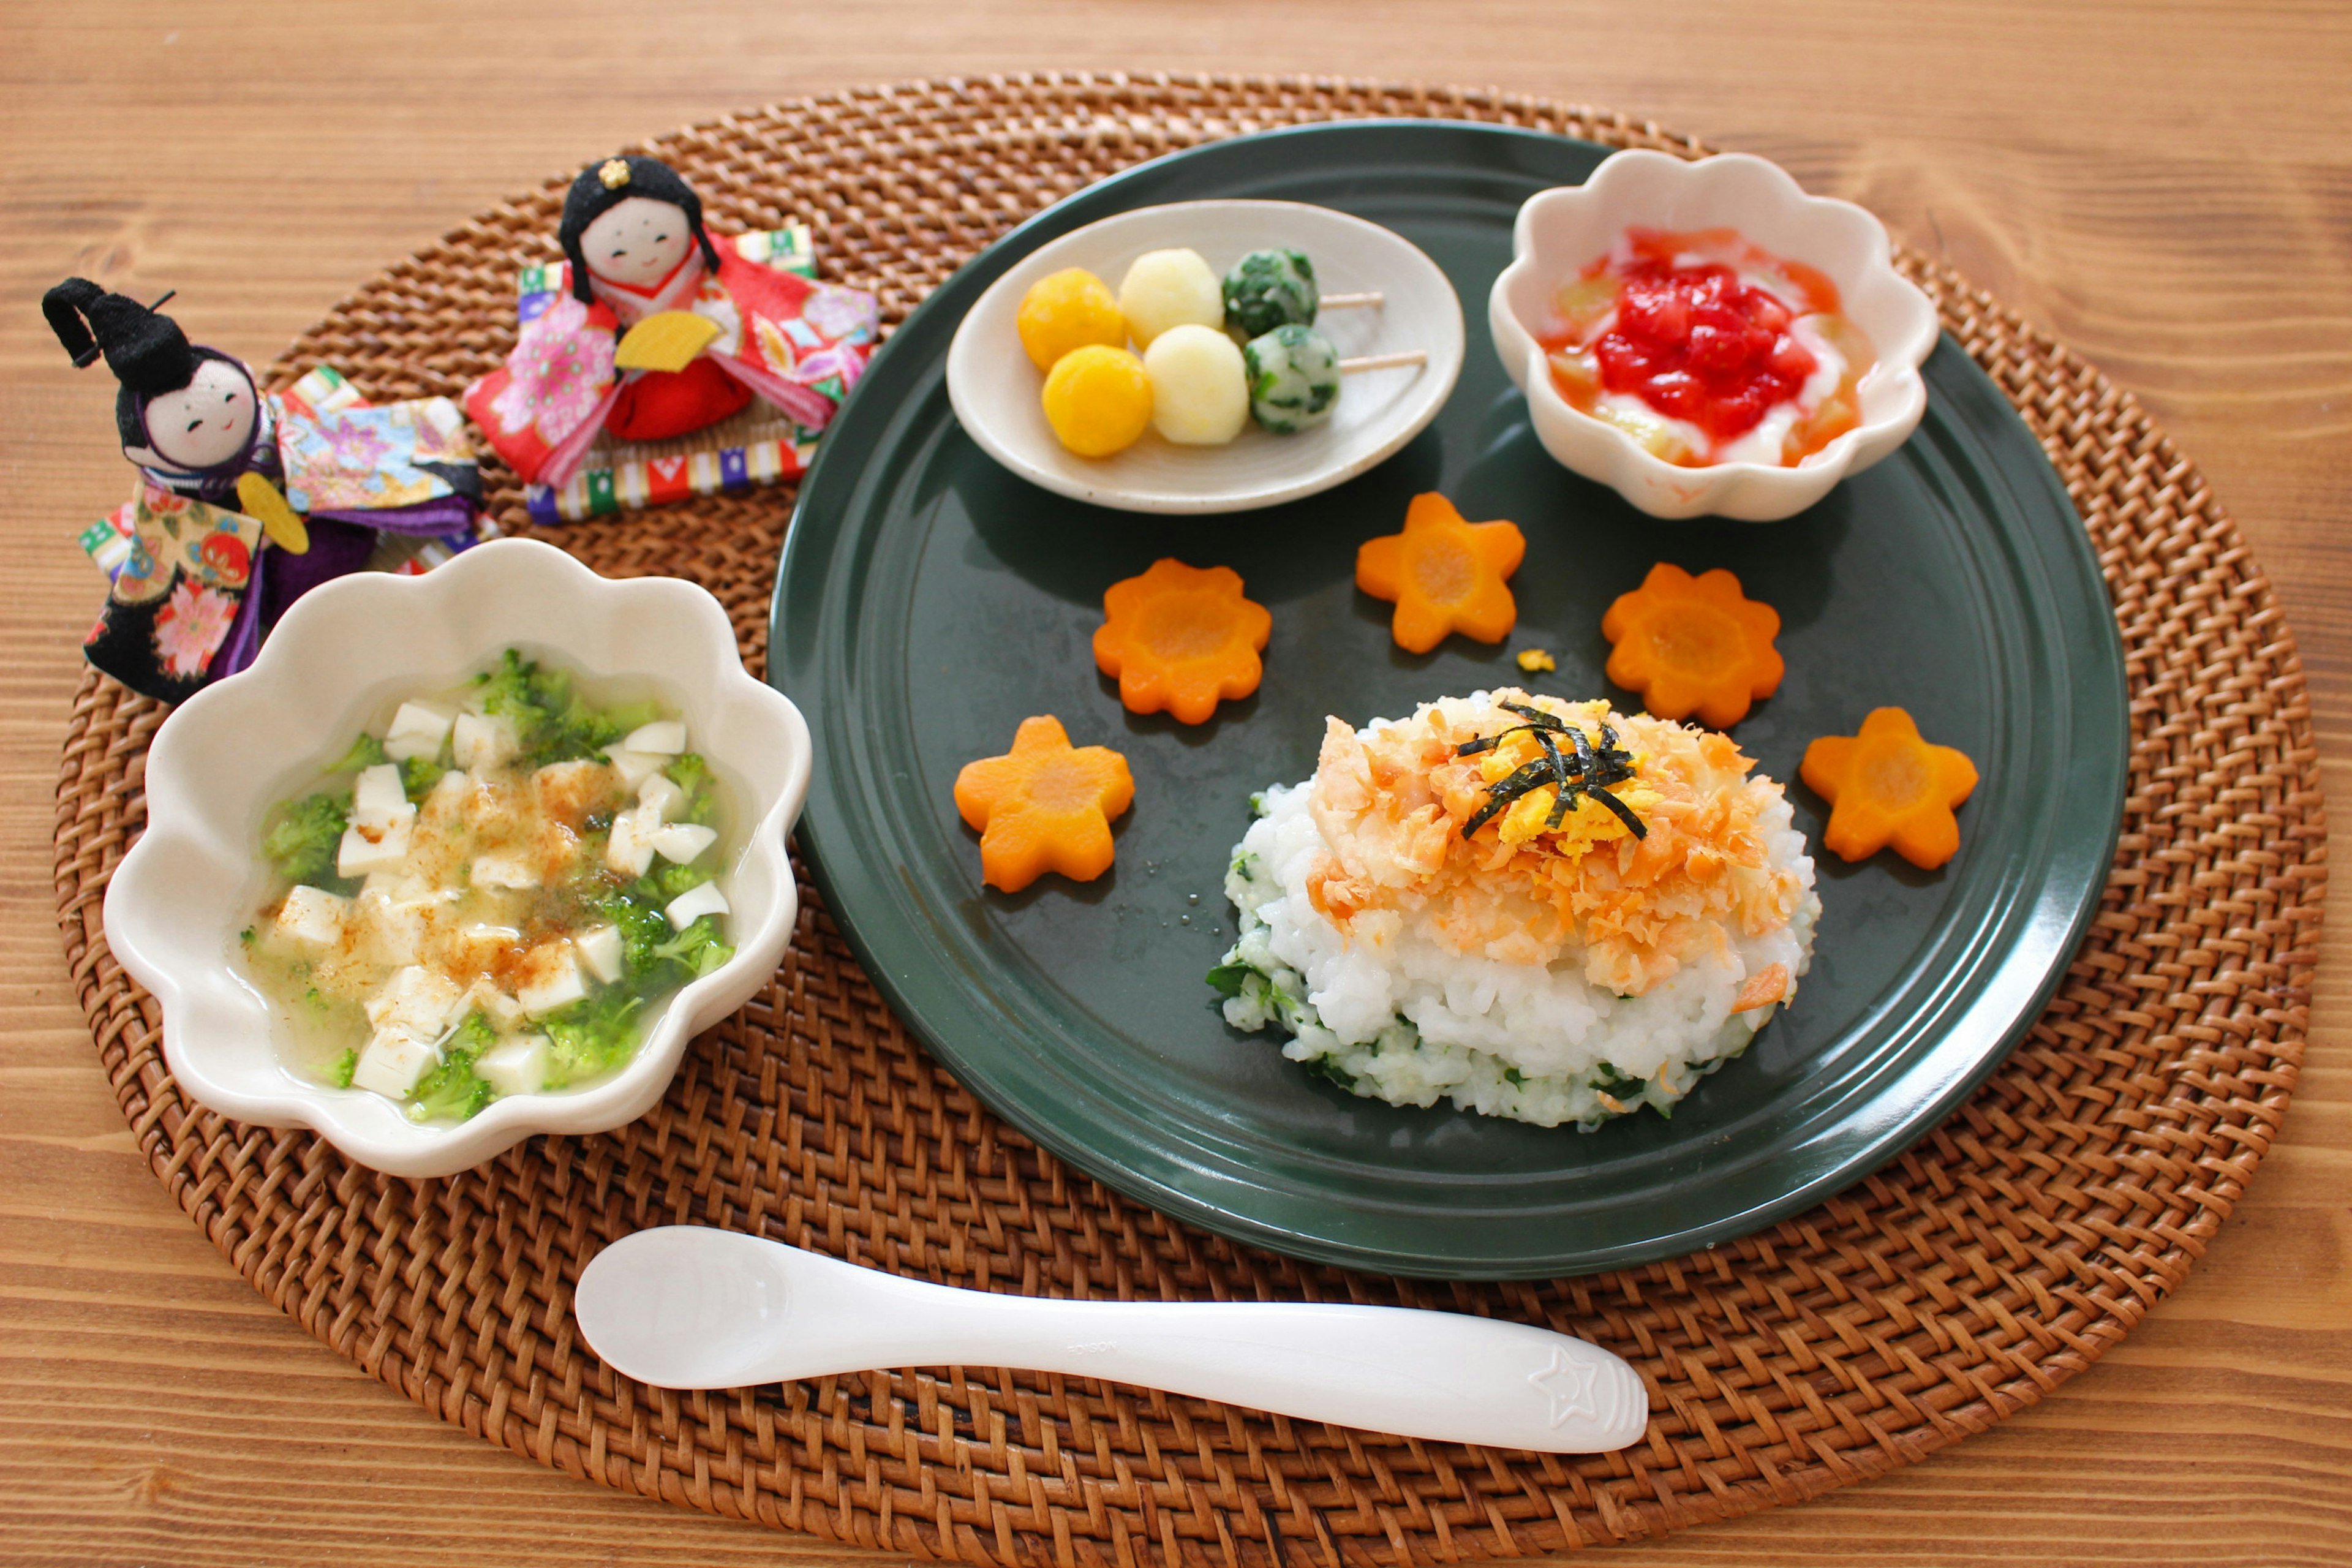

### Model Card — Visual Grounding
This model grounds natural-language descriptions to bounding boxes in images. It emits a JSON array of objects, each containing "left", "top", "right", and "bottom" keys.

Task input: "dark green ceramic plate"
[{"left": 771, "top": 122, "right": 2128, "bottom": 1280}]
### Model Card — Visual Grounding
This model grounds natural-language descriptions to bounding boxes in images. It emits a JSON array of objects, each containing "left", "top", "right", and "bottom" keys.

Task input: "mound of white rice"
[{"left": 1212, "top": 707, "right": 1820, "bottom": 1129}]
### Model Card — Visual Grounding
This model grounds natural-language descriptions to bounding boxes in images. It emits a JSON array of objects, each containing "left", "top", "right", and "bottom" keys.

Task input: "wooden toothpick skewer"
[
  {"left": 1339, "top": 350, "right": 1428, "bottom": 374},
  {"left": 1321, "top": 292, "right": 1384, "bottom": 309}
]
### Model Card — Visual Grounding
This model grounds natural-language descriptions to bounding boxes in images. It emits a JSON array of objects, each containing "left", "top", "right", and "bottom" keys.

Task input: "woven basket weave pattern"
[{"left": 51, "top": 75, "right": 2322, "bottom": 1562}]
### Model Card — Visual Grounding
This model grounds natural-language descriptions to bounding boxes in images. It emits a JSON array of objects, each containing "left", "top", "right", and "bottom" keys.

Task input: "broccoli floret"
[
  {"left": 600, "top": 888, "right": 673, "bottom": 974},
  {"left": 398, "top": 755, "right": 446, "bottom": 801},
  {"left": 631, "top": 860, "right": 712, "bottom": 907},
  {"left": 666, "top": 753, "right": 718, "bottom": 825},
  {"left": 329, "top": 1048, "right": 358, "bottom": 1088},
  {"left": 405, "top": 1014, "right": 497, "bottom": 1121},
  {"left": 475, "top": 648, "right": 633, "bottom": 765},
  {"left": 262, "top": 791, "right": 350, "bottom": 889},
  {"left": 650, "top": 916, "right": 734, "bottom": 979},
  {"left": 543, "top": 989, "right": 646, "bottom": 1086},
  {"left": 331, "top": 732, "right": 389, "bottom": 772}
]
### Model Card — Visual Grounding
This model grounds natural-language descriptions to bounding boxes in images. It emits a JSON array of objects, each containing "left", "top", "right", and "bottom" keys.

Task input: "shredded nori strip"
[{"left": 1456, "top": 707, "right": 1646, "bottom": 840}]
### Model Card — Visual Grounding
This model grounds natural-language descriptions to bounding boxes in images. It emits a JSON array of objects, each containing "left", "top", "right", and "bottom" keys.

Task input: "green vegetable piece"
[
  {"left": 667, "top": 753, "right": 717, "bottom": 825},
  {"left": 1243, "top": 324, "right": 1340, "bottom": 434},
  {"left": 332, "top": 732, "right": 390, "bottom": 772},
  {"left": 1222, "top": 248, "right": 1318, "bottom": 339},
  {"left": 651, "top": 915, "right": 735, "bottom": 980},
  {"left": 399, "top": 755, "right": 446, "bottom": 802},
  {"left": 633, "top": 861, "right": 714, "bottom": 907},
  {"left": 262, "top": 791, "right": 351, "bottom": 889},
  {"left": 1204, "top": 961, "right": 1255, "bottom": 999},
  {"left": 473, "top": 647, "right": 631, "bottom": 765},
  {"left": 406, "top": 1014, "right": 498, "bottom": 1121},
  {"left": 329, "top": 1048, "right": 358, "bottom": 1088},
  {"left": 543, "top": 990, "right": 646, "bottom": 1087}
]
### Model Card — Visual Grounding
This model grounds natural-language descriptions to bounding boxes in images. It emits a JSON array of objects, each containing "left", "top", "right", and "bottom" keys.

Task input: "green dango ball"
[
  {"left": 1243, "top": 323, "right": 1341, "bottom": 435},
  {"left": 1222, "top": 248, "right": 1319, "bottom": 339}
]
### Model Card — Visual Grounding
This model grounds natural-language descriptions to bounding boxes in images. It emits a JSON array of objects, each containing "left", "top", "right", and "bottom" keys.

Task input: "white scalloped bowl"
[
  {"left": 101, "top": 538, "right": 812, "bottom": 1179},
  {"left": 1488, "top": 150, "right": 1940, "bottom": 521}
]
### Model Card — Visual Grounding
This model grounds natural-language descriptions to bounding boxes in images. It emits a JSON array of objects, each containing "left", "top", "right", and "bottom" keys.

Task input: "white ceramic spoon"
[{"left": 575, "top": 1227, "right": 1649, "bottom": 1453}]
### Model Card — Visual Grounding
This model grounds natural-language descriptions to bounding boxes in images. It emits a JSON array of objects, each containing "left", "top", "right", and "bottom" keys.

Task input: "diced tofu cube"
[
  {"left": 515, "top": 941, "right": 587, "bottom": 1016},
  {"left": 350, "top": 888, "right": 417, "bottom": 967},
  {"left": 622, "top": 720, "right": 687, "bottom": 755},
  {"left": 533, "top": 758, "right": 609, "bottom": 824},
  {"left": 576, "top": 924, "right": 625, "bottom": 984},
  {"left": 383, "top": 701, "right": 454, "bottom": 763},
  {"left": 470, "top": 849, "right": 541, "bottom": 890},
  {"left": 605, "top": 747, "right": 666, "bottom": 790},
  {"left": 352, "top": 763, "right": 412, "bottom": 829},
  {"left": 450, "top": 711, "right": 519, "bottom": 771},
  {"left": 606, "top": 802, "right": 658, "bottom": 878},
  {"left": 637, "top": 772, "right": 687, "bottom": 822},
  {"left": 364, "top": 964, "right": 466, "bottom": 1038},
  {"left": 477, "top": 1034, "right": 551, "bottom": 1098},
  {"left": 451, "top": 922, "right": 522, "bottom": 971},
  {"left": 650, "top": 821, "right": 718, "bottom": 865},
  {"left": 352, "top": 1024, "right": 441, "bottom": 1098},
  {"left": 664, "top": 881, "right": 731, "bottom": 931},
  {"left": 336, "top": 812, "right": 415, "bottom": 878},
  {"left": 421, "top": 765, "right": 472, "bottom": 825},
  {"left": 469, "top": 980, "right": 525, "bottom": 1031},
  {"left": 274, "top": 884, "right": 349, "bottom": 948}
]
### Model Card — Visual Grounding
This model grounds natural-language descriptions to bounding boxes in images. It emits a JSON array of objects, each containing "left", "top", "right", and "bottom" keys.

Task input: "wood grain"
[{"left": 3, "top": 1, "right": 2349, "bottom": 1563}]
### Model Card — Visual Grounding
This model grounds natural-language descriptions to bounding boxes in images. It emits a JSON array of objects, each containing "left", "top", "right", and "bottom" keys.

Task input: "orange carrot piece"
[
  {"left": 954, "top": 715, "right": 1136, "bottom": 892},
  {"left": 1354, "top": 492, "right": 1526, "bottom": 654},
  {"left": 1800, "top": 707, "right": 1978, "bottom": 870},
  {"left": 1092, "top": 559, "right": 1272, "bottom": 725},
  {"left": 1600, "top": 562, "right": 1784, "bottom": 728}
]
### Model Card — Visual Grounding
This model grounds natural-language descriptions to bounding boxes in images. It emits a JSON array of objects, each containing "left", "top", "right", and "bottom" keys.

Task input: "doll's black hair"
[
  {"left": 557, "top": 155, "right": 723, "bottom": 304},
  {"left": 41, "top": 277, "right": 249, "bottom": 448}
]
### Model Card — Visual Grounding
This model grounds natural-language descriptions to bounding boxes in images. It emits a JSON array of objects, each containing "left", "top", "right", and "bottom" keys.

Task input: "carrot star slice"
[
  {"left": 1800, "top": 706, "right": 1979, "bottom": 870},
  {"left": 1092, "top": 559, "right": 1272, "bottom": 725},
  {"left": 953, "top": 715, "right": 1136, "bottom": 892},
  {"left": 1600, "top": 562, "right": 1784, "bottom": 728},
  {"left": 1355, "top": 492, "right": 1527, "bottom": 654}
]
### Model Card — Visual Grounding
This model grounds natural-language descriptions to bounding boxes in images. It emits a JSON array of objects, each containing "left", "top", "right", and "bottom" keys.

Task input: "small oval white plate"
[{"left": 946, "top": 199, "right": 1464, "bottom": 514}]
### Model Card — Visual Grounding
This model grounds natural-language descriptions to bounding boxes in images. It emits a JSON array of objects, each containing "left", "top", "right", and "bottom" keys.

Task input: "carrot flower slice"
[
  {"left": 1092, "top": 559, "right": 1272, "bottom": 725},
  {"left": 1800, "top": 707, "right": 1978, "bottom": 870},
  {"left": 1601, "top": 562, "right": 1784, "bottom": 728},
  {"left": 1355, "top": 492, "right": 1526, "bottom": 654},
  {"left": 954, "top": 716, "right": 1136, "bottom": 892}
]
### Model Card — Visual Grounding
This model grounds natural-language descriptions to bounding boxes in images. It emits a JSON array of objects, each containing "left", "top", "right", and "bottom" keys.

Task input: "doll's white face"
[
  {"left": 581, "top": 197, "right": 695, "bottom": 289},
  {"left": 129, "top": 358, "right": 257, "bottom": 470}
]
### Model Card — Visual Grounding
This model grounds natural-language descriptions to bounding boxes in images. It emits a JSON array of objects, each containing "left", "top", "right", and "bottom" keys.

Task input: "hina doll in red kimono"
[{"left": 463, "top": 154, "right": 878, "bottom": 489}]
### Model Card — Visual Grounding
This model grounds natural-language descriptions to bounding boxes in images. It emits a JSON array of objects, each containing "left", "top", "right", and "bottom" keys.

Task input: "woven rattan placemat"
[{"left": 52, "top": 75, "right": 2324, "bottom": 1561}]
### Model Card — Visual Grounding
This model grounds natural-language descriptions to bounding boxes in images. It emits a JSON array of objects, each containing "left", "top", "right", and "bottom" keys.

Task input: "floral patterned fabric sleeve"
[
  {"left": 83, "top": 483, "right": 267, "bottom": 703},
  {"left": 278, "top": 394, "right": 484, "bottom": 532},
  {"left": 461, "top": 295, "right": 621, "bottom": 485}
]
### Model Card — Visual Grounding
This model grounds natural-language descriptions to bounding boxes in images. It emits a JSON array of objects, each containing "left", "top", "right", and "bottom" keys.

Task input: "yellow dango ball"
[
  {"left": 1042, "top": 345, "right": 1153, "bottom": 458},
  {"left": 1016, "top": 268, "right": 1126, "bottom": 372}
]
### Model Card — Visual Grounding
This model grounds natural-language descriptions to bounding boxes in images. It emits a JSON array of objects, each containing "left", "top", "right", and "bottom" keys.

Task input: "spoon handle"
[
  {"left": 891, "top": 1285, "right": 1648, "bottom": 1453},
  {"left": 582, "top": 1231, "right": 1648, "bottom": 1453}
]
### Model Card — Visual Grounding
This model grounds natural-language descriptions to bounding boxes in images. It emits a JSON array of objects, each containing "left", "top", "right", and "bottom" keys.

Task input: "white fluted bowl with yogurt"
[{"left": 1489, "top": 150, "right": 1940, "bottom": 521}]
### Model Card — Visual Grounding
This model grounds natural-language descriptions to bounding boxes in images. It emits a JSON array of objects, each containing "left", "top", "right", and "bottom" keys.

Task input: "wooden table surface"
[{"left": 4, "top": 2, "right": 2348, "bottom": 1563}]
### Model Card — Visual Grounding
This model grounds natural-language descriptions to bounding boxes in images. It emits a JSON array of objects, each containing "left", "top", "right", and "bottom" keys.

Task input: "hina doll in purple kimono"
[{"left": 43, "top": 279, "right": 482, "bottom": 703}]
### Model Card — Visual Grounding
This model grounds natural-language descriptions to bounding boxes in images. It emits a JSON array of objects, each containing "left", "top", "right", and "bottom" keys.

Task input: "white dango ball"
[
  {"left": 1117, "top": 249, "right": 1223, "bottom": 350},
  {"left": 1143, "top": 324, "right": 1250, "bottom": 446}
]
